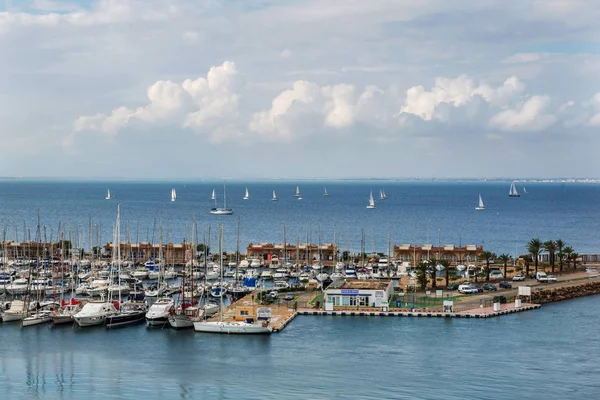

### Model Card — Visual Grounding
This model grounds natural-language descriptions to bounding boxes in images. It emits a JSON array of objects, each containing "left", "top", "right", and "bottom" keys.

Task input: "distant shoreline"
[{"left": 0, "top": 177, "right": 599, "bottom": 183}]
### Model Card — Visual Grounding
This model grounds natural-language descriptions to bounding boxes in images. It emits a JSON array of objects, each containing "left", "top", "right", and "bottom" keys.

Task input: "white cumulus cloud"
[
  {"left": 71, "top": 61, "right": 240, "bottom": 145},
  {"left": 399, "top": 75, "right": 525, "bottom": 121},
  {"left": 489, "top": 95, "right": 556, "bottom": 131}
]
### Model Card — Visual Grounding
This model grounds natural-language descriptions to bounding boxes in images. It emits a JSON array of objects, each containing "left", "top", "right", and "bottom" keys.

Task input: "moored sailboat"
[{"left": 194, "top": 225, "right": 272, "bottom": 334}]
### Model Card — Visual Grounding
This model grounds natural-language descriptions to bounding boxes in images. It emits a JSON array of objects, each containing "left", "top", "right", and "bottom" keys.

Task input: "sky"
[{"left": 0, "top": 0, "right": 599, "bottom": 179}]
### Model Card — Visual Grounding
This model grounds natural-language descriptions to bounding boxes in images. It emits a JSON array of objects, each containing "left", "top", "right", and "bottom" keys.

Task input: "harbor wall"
[{"left": 531, "top": 281, "right": 600, "bottom": 304}]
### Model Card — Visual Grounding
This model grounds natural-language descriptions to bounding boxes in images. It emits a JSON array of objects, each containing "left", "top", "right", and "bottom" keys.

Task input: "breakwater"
[{"left": 531, "top": 280, "right": 600, "bottom": 304}]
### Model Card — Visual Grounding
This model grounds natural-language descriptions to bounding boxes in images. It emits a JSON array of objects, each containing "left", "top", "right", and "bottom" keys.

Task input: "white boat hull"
[
  {"left": 193, "top": 320, "right": 272, "bottom": 334},
  {"left": 74, "top": 315, "right": 109, "bottom": 327},
  {"left": 168, "top": 314, "right": 194, "bottom": 329},
  {"left": 22, "top": 313, "right": 52, "bottom": 327},
  {"left": 2, "top": 311, "right": 26, "bottom": 322}
]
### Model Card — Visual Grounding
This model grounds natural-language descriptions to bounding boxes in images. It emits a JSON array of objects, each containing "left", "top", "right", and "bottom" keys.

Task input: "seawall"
[{"left": 531, "top": 281, "right": 600, "bottom": 304}]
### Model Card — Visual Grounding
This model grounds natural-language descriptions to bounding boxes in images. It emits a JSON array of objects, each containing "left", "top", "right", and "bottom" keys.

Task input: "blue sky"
[{"left": 0, "top": 0, "right": 599, "bottom": 179}]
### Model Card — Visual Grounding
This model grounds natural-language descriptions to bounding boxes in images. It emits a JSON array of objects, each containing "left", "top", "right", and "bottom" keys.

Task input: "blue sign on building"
[{"left": 340, "top": 289, "right": 359, "bottom": 295}]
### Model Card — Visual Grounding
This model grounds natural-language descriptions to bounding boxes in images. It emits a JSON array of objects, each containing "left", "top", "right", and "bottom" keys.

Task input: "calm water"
[
  {"left": 0, "top": 180, "right": 599, "bottom": 256},
  {"left": 1, "top": 295, "right": 599, "bottom": 399}
]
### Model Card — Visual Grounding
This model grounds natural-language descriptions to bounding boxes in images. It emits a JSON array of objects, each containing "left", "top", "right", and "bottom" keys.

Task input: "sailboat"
[
  {"left": 379, "top": 190, "right": 387, "bottom": 200},
  {"left": 323, "top": 186, "right": 329, "bottom": 196},
  {"left": 367, "top": 191, "right": 376, "bottom": 209},
  {"left": 509, "top": 182, "right": 520, "bottom": 197},
  {"left": 210, "top": 183, "right": 233, "bottom": 215},
  {"left": 211, "top": 189, "right": 216, "bottom": 201},
  {"left": 523, "top": 187, "right": 528, "bottom": 194},
  {"left": 475, "top": 194, "right": 485, "bottom": 211},
  {"left": 171, "top": 188, "right": 177, "bottom": 202},
  {"left": 294, "top": 185, "right": 302, "bottom": 199},
  {"left": 105, "top": 189, "right": 112, "bottom": 200},
  {"left": 271, "top": 190, "right": 278, "bottom": 201},
  {"left": 243, "top": 187, "right": 249, "bottom": 200},
  {"left": 194, "top": 225, "right": 272, "bottom": 334}
]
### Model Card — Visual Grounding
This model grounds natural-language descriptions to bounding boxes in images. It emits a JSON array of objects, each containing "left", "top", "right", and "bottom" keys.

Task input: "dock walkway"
[{"left": 298, "top": 303, "right": 540, "bottom": 319}]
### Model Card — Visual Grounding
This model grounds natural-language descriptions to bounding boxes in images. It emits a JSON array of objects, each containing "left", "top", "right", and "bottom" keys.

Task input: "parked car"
[
  {"left": 536, "top": 271, "right": 549, "bottom": 282},
  {"left": 483, "top": 283, "right": 497, "bottom": 291},
  {"left": 447, "top": 283, "right": 460, "bottom": 291},
  {"left": 471, "top": 284, "right": 484, "bottom": 293},
  {"left": 283, "top": 293, "right": 295, "bottom": 301},
  {"left": 546, "top": 275, "right": 557, "bottom": 283},
  {"left": 498, "top": 281, "right": 512, "bottom": 289},
  {"left": 512, "top": 274, "right": 525, "bottom": 281},
  {"left": 458, "top": 283, "right": 475, "bottom": 294},
  {"left": 489, "top": 271, "right": 504, "bottom": 280}
]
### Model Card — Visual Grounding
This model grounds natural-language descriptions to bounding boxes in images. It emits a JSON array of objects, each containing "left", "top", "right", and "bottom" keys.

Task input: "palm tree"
[
  {"left": 543, "top": 240, "right": 557, "bottom": 273},
  {"left": 523, "top": 254, "right": 532, "bottom": 277},
  {"left": 527, "top": 238, "right": 542, "bottom": 275},
  {"left": 562, "top": 246, "right": 573, "bottom": 271},
  {"left": 570, "top": 252, "right": 579, "bottom": 271},
  {"left": 428, "top": 257, "right": 438, "bottom": 290},
  {"left": 439, "top": 259, "right": 451, "bottom": 287},
  {"left": 497, "top": 253, "right": 511, "bottom": 279},
  {"left": 555, "top": 239, "right": 565, "bottom": 273},
  {"left": 416, "top": 261, "right": 429, "bottom": 290},
  {"left": 480, "top": 251, "right": 493, "bottom": 281}
]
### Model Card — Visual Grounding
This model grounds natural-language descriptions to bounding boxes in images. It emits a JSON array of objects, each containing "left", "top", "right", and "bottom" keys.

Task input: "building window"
[
  {"left": 240, "top": 310, "right": 249, "bottom": 316},
  {"left": 359, "top": 296, "right": 368, "bottom": 307},
  {"left": 349, "top": 296, "right": 357, "bottom": 306},
  {"left": 342, "top": 296, "right": 350, "bottom": 306}
]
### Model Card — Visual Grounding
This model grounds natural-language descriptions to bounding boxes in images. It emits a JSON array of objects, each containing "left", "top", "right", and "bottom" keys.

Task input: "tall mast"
[{"left": 219, "top": 225, "right": 224, "bottom": 321}]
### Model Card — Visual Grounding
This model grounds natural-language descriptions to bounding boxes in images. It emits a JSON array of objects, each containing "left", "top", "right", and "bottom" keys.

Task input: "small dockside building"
[{"left": 324, "top": 280, "right": 394, "bottom": 310}]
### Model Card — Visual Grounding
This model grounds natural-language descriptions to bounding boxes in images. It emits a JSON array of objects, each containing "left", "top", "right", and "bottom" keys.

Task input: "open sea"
[
  {"left": 0, "top": 180, "right": 599, "bottom": 256},
  {"left": 1, "top": 180, "right": 600, "bottom": 399}
]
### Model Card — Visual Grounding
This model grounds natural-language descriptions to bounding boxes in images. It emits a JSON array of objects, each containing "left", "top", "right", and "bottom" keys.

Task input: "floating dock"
[
  {"left": 298, "top": 303, "right": 540, "bottom": 319},
  {"left": 225, "top": 293, "right": 540, "bottom": 333}
]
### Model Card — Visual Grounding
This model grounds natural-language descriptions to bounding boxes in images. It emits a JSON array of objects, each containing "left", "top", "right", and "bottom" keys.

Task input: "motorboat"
[
  {"left": 2, "top": 300, "right": 27, "bottom": 322},
  {"left": 73, "top": 300, "right": 119, "bottom": 327},
  {"left": 145, "top": 297, "right": 174, "bottom": 327}
]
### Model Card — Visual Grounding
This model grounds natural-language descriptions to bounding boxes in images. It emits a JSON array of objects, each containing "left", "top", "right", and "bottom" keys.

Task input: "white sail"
[
  {"left": 211, "top": 189, "right": 216, "bottom": 201},
  {"left": 243, "top": 187, "right": 249, "bottom": 200},
  {"left": 295, "top": 185, "right": 301, "bottom": 197},
  {"left": 476, "top": 194, "right": 485, "bottom": 210},
  {"left": 105, "top": 189, "right": 111, "bottom": 200},
  {"left": 272, "top": 190, "right": 278, "bottom": 201},
  {"left": 367, "top": 191, "right": 376, "bottom": 209},
  {"left": 323, "top": 186, "right": 329, "bottom": 196},
  {"left": 509, "top": 182, "right": 520, "bottom": 197}
]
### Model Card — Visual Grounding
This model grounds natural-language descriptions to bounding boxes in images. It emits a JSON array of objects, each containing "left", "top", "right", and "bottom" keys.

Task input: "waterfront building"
[
  {"left": 324, "top": 280, "right": 394, "bottom": 310},
  {"left": 103, "top": 241, "right": 194, "bottom": 264},
  {"left": 393, "top": 244, "right": 484, "bottom": 265},
  {"left": 245, "top": 242, "right": 338, "bottom": 267}
]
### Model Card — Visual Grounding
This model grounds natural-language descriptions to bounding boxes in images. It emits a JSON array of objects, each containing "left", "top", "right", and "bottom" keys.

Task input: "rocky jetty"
[{"left": 530, "top": 281, "right": 600, "bottom": 304}]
